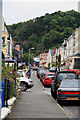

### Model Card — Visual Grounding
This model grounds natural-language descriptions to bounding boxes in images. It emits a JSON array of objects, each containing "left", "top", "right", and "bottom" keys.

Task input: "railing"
[{"left": 1, "top": 77, "right": 17, "bottom": 108}]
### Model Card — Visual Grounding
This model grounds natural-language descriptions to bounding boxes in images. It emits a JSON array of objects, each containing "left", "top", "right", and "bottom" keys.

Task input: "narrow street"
[
  {"left": 1, "top": 2, "right": 80, "bottom": 120},
  {"left": 9, "top": 71, "right": 69, "bottom": 119}
]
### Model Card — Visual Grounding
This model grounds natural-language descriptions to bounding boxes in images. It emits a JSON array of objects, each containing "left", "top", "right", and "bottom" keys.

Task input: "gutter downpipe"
[{"left": 0, "top": 0, "right": 2, "bottom": 119}]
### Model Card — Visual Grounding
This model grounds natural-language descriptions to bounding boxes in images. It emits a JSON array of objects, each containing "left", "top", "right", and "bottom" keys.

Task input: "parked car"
[
  {"left": 33, "top": 66, "right": 38, "bottom": 71},
  {"left": 17, "top": 69, "right": 27, "bottom": 77},
  {"left": 18, "top": 77, "right": 34, "bottom": 91},
  {"left": 37, "top": 68, "right": 46, "bottom": 79},
  {"left": 42, "top": 72, "right": 55, "bottom": 87},
  {"left": 67, "top": 69, "right": 80, "bottom": 77},
  {"left": 40, "top": 73, "right": 46, "bottom": 82},
  {"left": 57, "top": 79, "right": 80, "bottom": 104},
  {"left": 51, "top": 71, "right": 78, "bottom": 98},
  {"left": 49, "top": 67, "right": 57, "bottom": 73}
]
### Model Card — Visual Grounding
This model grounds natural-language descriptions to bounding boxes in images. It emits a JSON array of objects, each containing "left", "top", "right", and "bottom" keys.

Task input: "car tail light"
[
  {"left": 58, "top": 91, "right": 80, "bottom": 94},
  {"left": 58, "top": 91, "right": 64, "bottom": 94}
]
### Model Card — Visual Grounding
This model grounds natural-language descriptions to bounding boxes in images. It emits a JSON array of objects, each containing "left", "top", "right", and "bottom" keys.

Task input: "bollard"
[
  {"left": 4, "top": 77, "right": 10, "bottom": 107},
  {"left": 4, "top": 77, "right": 8, "bottom": 107},
  {"left": 1, "top": 81, "right": 5, "bottom": 108}
]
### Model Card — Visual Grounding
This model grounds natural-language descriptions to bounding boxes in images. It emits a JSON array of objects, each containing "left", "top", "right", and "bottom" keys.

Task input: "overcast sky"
[{"left": 3, "top": 0, "right": 79, "bottom": 25}]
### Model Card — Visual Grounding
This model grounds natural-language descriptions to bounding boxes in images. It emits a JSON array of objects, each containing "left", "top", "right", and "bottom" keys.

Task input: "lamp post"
[
  {"left": 58, "top": 48, "right": 60, "bottom": 71},
  {"left": 28, "top": 47, "right": 34, "bottom": 69},
  {"left": 56, "top": 48, "right": 58, "bottom": 71}
]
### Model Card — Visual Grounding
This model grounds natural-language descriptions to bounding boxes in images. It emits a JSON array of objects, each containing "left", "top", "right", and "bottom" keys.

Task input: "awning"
[{"left": 4, "top": 57, "right": 14, "bottom": 63}]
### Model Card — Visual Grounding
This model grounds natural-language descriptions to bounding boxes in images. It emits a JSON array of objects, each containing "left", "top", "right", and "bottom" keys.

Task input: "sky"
[{"left": 3, "top": 0, "right": 79, "bottom": 25}]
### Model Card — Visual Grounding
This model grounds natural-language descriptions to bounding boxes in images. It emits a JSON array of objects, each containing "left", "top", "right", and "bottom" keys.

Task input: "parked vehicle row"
[
  {"left": 37, "top": 67, "right": 80, "bottom": 104},
  {"left": 37, "top": 67, "right": 55, "bottom": 87}
]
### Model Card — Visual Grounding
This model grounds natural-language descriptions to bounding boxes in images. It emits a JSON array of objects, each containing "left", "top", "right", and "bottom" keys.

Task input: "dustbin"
[{"left": 1, "top": 81, "right": 5, "bottom": 108}]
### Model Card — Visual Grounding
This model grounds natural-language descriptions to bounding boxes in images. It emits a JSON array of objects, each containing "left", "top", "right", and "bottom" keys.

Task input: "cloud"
[{"left": 3, "top": 0, "right": 79, "bottom": 3}]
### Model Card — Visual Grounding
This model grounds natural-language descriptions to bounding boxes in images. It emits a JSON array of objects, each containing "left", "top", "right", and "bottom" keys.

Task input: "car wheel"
[{"left": 51, "top": 88, "right": 56, "bottom": 99}]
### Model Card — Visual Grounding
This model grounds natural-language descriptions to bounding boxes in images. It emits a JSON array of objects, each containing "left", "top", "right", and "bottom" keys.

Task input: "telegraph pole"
[{"left": 0, "top": 0, "right": 2, "bottom": 119}]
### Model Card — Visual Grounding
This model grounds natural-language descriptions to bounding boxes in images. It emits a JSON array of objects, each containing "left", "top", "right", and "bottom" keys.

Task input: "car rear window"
[
  {"left": 57, "top": 73, "right": 77, "bottom": 81},
  {"left": 60, "top": 80, "right": 80, "bottom": 88},
  {"left": 47, "top": 74, "right": 55, "bottom": 78}
]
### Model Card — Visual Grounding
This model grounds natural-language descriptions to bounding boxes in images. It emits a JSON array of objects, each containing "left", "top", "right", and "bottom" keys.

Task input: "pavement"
[
  {"left": 1, "top": 107, "right": 11, "bottom": 119},
  {"left": 1, "top": 97, "right": 16, "bottom": 119},
  {"left": 9, "top": 71, "right": 70, "bottom": 119}
]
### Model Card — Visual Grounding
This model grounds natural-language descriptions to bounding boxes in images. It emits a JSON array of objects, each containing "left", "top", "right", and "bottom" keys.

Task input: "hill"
[{"left": 7, "top": 10, "right": 80, "bottom": 55}]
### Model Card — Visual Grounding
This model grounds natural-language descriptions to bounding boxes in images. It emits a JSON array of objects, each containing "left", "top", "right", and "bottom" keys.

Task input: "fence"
[{"left": 1, "top": 77, "right": 17, "bottom": 108}]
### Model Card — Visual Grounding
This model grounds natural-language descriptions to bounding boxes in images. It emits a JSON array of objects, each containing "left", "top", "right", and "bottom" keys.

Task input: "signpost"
[{"left": 0, "top": 0, "right": 2, "bottom": 119}]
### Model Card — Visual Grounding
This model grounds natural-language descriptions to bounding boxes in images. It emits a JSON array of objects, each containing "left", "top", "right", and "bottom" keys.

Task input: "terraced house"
[
  {"left": 60, "top": 27, "right": 80, "bottom": 70},
  {"left": 2, "top": 18, "right": 13, "bottom": 66}
]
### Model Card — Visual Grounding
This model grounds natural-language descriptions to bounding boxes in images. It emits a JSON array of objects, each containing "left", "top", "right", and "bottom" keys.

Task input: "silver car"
[
  {"left": 57, "top": 79, "right": 80, "bottom": 104},
  {"left": 19, "top": 77, "right": 34, "bottom": 91}
]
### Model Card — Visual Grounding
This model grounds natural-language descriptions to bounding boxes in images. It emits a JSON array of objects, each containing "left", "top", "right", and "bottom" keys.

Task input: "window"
[
  {"left": 57, "top": 73, "right": 77, "bottom": 81},
  {"left": 60, "top": 80, "right": 79, "bottom": 88},
  {"left": 7, "top": 41, "right": 10, "bottom": 55},
  {"left": 2, "top": 37, "right": 5, "bottom": 44},
  {"left": 47, "top": 74, "right": 54, "bottom": 78},
  {"left": 73, "top": 49, "right": 75, "bottom": 53},
  {"left": 74, "top": 58, "right": 80, "bottom": 69},
  {"left": 73, "top": 41, "right": 75, "bottom": 46}
]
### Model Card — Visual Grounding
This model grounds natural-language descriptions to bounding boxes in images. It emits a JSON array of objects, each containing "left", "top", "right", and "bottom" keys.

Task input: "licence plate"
[{"left": 67, "top": 97, "right": 78, "bottom": 100}]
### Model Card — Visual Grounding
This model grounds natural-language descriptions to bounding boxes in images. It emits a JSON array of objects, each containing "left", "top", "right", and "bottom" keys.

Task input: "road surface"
[{"left": 9, "top": 71, "right": 69, "bottom": 119}]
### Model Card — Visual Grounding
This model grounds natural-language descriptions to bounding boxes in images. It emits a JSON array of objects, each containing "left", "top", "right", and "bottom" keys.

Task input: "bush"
[
  {"left": 2, "top": 59, "right": 20, "bottom": 98},
  {"left": 9, "top": 81, "right": 17, "bottom": 98}
]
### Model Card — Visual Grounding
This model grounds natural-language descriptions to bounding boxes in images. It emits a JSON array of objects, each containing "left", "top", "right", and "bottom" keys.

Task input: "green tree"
[
  {"left": 23, "top": 52, "right": 34, "bottom": 65},
  {"left": 6, "top": 10, "right": 80, "bottom": 55},
  {"left": 62, "top": 27, "right": 74, "bottom": 39}
]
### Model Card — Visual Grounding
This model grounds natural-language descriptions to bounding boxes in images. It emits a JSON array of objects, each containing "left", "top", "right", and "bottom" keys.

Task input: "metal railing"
[{"left": 1, "top": 77, "right": 16, "bottom": 108}]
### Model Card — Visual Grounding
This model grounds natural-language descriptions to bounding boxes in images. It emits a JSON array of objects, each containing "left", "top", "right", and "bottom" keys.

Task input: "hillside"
[{"left": 7, "top": 10, "right": 80, "bottom": 55}]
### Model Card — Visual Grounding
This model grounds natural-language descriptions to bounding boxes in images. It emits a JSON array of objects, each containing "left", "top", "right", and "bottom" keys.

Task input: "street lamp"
[
  {"left": 58, "top": 48, "right": 60, "bottom": 71},
  {"left": 28, "top": 47, "right": 34, "bottom": 69},
  {"left": 56, "top": 48, "right": 58, "bottom": 71}
]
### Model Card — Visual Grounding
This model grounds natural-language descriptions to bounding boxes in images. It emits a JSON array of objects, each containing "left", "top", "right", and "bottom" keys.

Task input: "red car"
[
  {"left": 67, "top": 69, "right": 79, "bottom": 77},
  {"left": 42, "top": 72, "right": 55, "bottom": 87}
]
